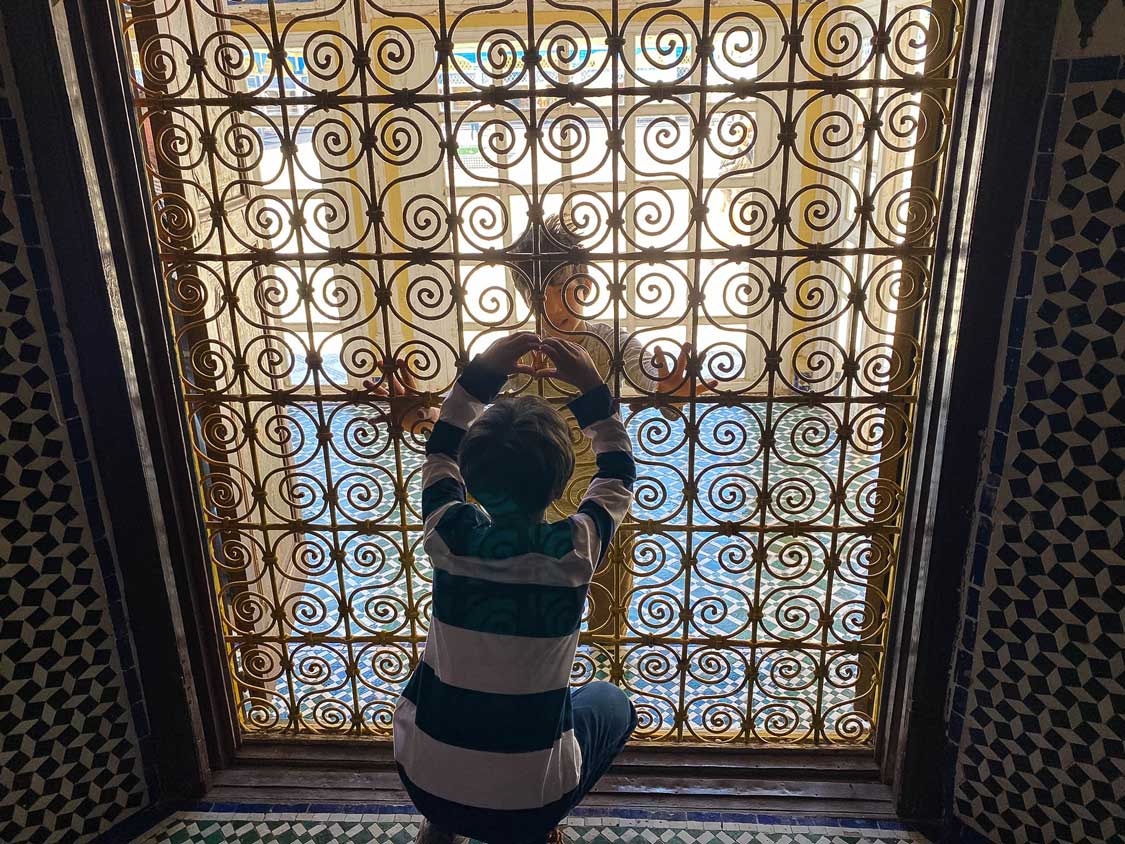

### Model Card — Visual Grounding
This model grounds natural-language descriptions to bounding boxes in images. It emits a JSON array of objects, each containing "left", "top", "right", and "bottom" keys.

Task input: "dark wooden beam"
[
  {"left": 59, "top": 0, "right": 244, "bottom": 779},
  {"left": 207, "top": 739, "right": 890, "bottom": 816},
  {"left": 207, "top": 763, "right": 895, "bottom": 818}
]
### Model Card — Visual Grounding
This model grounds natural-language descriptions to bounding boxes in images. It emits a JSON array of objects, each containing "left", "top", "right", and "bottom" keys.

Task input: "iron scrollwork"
[{"left": 116, "top": 0, "right": 965, "bottom": 744}]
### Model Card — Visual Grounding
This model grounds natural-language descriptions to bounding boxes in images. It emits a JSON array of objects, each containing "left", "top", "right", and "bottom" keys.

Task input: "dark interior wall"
[
  {"left": 0, "top": 11, "right": 150, "bottom": 844},
  {"left": 945, "top": 5, "right": 1124, "bottom": 844}
]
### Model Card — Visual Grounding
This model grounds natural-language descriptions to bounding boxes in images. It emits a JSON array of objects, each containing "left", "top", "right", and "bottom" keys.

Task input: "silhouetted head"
[{"left": 459, "top": 395, "right": 575, "bottom": 519}]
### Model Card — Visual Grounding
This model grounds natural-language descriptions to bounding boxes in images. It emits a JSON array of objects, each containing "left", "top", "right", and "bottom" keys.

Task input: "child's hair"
[
  {"left": 459, "top": 396, "right": 575, "bottom": 515},
  {"left": 510, "top": 213, "right": 586, "bottom": 304}
]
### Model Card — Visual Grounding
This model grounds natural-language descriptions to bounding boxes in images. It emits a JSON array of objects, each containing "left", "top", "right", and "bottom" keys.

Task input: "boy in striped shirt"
[{"left": 393, "top": 331, "right": 639, "bottom": 844}]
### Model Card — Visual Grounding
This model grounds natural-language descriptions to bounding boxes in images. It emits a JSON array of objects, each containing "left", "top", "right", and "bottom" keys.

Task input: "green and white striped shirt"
[{"left": 393, "top": 357, "right": 636, "bottom": 811}]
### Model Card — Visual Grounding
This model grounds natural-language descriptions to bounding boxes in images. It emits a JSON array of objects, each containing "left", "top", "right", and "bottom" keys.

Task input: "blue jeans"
[{"left": 403, "top": 681, "right": 638, "bottom": 844}]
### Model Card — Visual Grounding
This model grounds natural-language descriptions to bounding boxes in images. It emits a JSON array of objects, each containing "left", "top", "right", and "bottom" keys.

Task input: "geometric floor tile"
[{"left": 132, "top": 810, "right": 935, "bottom": 844}]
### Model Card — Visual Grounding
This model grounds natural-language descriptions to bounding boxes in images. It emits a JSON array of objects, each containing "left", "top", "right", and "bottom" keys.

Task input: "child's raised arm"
[
  {"left": 540, "top": 337, "right": 636, "bottom": 569},
  {"left": 418, "top": 332, "right": 542, "bottom": 528}
]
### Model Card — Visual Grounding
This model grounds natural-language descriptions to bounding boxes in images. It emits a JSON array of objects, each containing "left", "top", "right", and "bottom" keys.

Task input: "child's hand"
[
  {"left": 362, "top": 360, "right": 437, "bottom": 434},
  {"left": 538, "top": 337, "right": 604, "bottom": 393},
  {"left": 652, "top": 342, "right": 718, "bottom": 397},
  {"left": 477, "top": 331, "right": 544, "bottom": 377}
]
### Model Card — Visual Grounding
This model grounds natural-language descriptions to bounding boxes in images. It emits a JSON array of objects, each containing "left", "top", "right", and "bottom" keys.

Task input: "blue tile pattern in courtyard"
[{"left": 221, "top": 394, "right": 888, "bottom": 744}]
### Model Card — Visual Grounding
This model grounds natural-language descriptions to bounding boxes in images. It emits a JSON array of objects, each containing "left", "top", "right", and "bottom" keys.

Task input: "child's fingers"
[
  {"left": 539, "top": 337, "right": 578, "bottom": 362},
  {"left": 507, "top": 331, "right": 542, "bottom": 352},
  {"left": 676, "top": 342, "right": 691, "bottom": 372},
  {"left": 389, "top": 375, "right": 406, "bottom": 397},
  {"left": 539, "top": 347, "right": 574, "bottom": 371},
  {"left": 513, "top": 350, "right": 557, "bottom": 377},
  {"left": 537, "top": 337, "right": 565, "bottom": 360},
  {"left": 396, "top": 360, "right": 420, "bottom": 391},
  {"left": 514, "top": 349, "right": 549, "bottom": 372},
  {"left": 363, "top": 378, "right": 390, "bottom": 398},
  {"left": 504, "top": 335, "right": 543, "bottom": 365},
  {"left": 487, "top": 331, "right": 537, "bottom": 358},
  {"left": 378, "top": 357, "right": 404, "bottom": 396}
]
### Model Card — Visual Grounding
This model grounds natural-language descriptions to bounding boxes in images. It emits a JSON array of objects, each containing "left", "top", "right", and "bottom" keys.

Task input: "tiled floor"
[{"left": 131, "top": 808, "right": 934, "bottom": 844}]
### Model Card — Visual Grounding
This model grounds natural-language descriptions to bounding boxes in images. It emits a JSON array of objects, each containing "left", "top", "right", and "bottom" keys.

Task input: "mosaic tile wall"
[
  {"left": 0, "top": 16, "right": 149, "bottom": 844},
  {"left": 128, "top": 807, "right": 936, "bottom": 844},
  {"left": 947, "top": 45, "right": 1125, "bottom": 844}
]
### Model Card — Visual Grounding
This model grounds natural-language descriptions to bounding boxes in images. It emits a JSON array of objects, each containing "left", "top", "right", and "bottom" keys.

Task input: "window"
[{"left": 117, "top": 0, "right": 964, "bottom": 744}]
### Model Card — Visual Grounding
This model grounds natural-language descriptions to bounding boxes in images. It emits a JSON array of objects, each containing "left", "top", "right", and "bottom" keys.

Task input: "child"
[
  {"left": 377, "top": 215, "right": 714, "bottom": 633},
  {"left": 394, "top": 331, "right": 639, "bottom": 844},
  {"left": 507, "top": 214, "right": 713, "bottom": 633}
]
